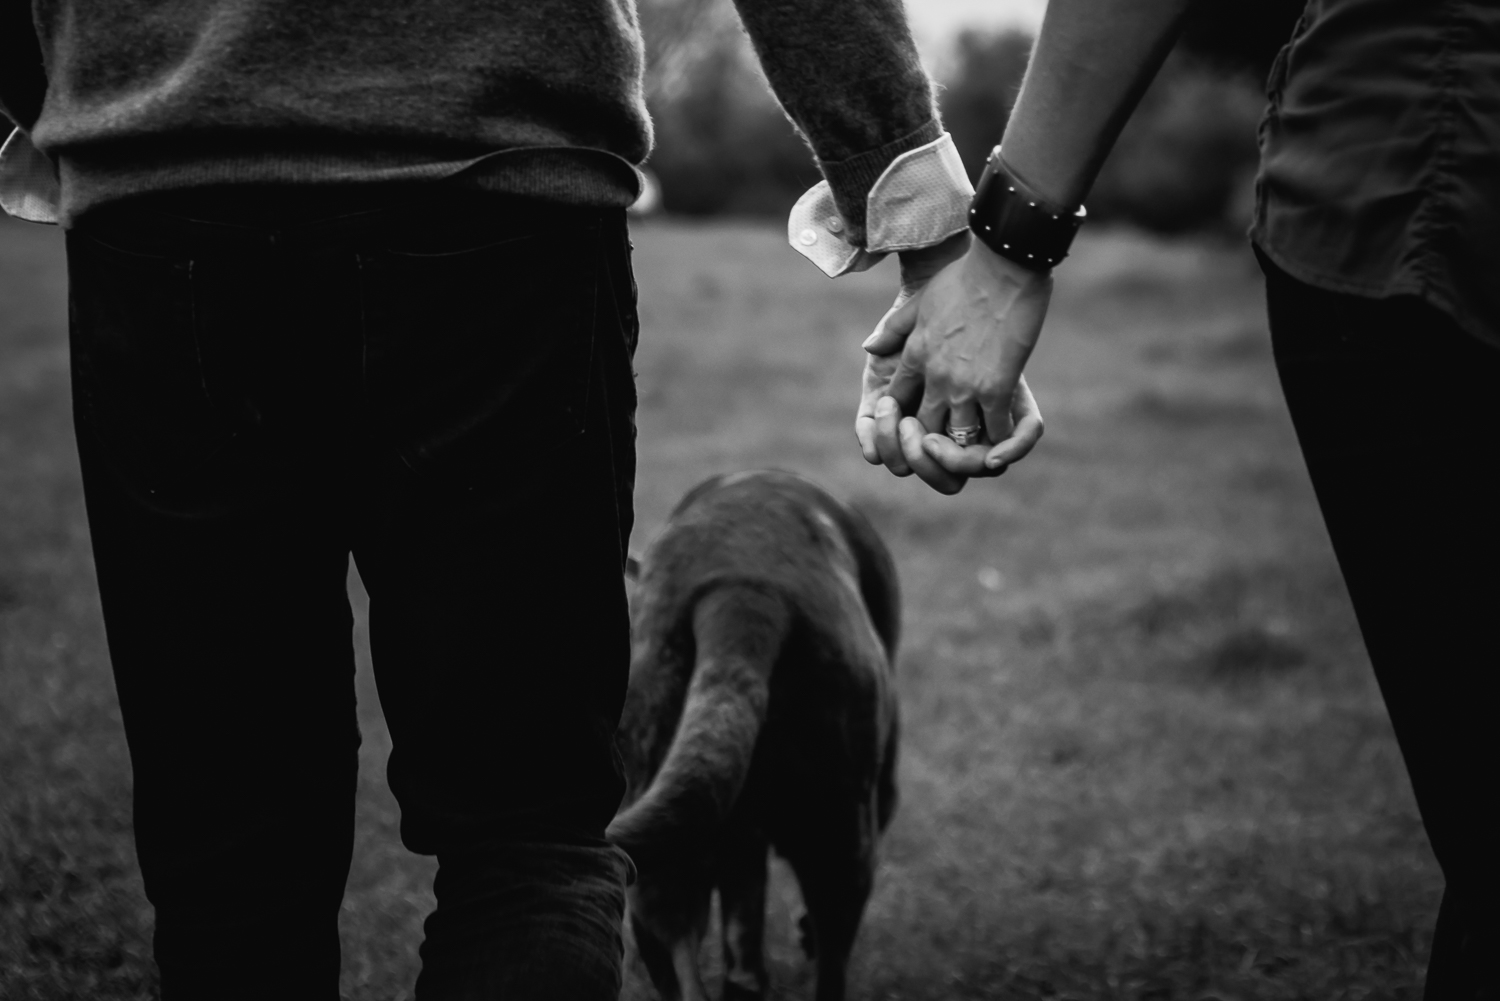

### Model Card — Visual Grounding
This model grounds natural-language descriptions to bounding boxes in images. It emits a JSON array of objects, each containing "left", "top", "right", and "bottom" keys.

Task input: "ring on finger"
[{"left": 946, "top": 422, "right": 984, "bottom": 447}]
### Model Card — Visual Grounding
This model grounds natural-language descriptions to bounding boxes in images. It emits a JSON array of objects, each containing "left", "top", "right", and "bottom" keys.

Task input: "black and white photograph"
[{"left": 1, "top": 0, "right": 1495, "bottom": 998}]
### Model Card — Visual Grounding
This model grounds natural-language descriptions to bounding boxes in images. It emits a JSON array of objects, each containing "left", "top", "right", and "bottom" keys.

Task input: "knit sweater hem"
[{"left": 57, "top": 144, "right": 644, "bottom": 225}]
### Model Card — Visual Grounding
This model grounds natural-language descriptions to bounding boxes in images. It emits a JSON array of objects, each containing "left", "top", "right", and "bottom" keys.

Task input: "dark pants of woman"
[
  {"left": 66, "top": 186, "right": 641, "bottom": 1000},
  {"left": 1261, "top": 251, "right": 1499, "bottom": 1000}
]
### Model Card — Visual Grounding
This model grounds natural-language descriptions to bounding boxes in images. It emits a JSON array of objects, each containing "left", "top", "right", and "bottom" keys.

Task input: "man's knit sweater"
[{"left": 0, "top": 0, "right": 939, "bottom": 230}]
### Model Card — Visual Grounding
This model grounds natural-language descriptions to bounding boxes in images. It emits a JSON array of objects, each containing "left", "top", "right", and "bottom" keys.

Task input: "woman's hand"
[{"left": 856, "top": 238, "right": 1051, "bottom": 492}]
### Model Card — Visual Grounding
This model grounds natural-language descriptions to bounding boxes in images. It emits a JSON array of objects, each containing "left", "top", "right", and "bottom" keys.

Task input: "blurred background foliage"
[{"left": 640, "top": 0, "right": 1309, "bottom": 234}]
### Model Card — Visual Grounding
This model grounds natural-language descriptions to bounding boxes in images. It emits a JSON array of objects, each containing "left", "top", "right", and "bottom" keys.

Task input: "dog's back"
[{"left": 611, "top": 470, "right": 899, "bottom": 1001}]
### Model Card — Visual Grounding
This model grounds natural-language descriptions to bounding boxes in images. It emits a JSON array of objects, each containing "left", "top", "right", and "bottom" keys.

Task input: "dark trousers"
[
  {"left": 66, "top": 187, "right": 641, "bottom": 999},
  {"left": 1261, "top": 251, "right": 1500, "bottom": 1000}
]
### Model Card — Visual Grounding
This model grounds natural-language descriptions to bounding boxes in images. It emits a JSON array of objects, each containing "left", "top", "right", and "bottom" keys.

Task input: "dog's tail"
[{"left": 607, "top": 583, "right": 788, "bottom": 863}]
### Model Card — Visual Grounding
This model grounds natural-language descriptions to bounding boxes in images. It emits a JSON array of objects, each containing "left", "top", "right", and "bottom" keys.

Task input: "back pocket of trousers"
[
  {"left": 67, "top": 231, "right": 242, "bottom": 505},
  {"left": 357, "top": 227, "right": 601, "bottom": 474}
]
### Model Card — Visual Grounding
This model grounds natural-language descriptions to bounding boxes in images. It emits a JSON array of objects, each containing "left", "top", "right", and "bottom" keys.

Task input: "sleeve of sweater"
[
  {"left": 0, "top": 1, "right": 47, "bottom": 131},
  {"left": 731, "top": 0, "right": 942, "bottom": 244}
]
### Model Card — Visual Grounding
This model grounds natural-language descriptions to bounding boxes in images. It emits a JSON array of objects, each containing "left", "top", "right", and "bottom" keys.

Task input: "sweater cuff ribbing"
[{"left": 817, "top": 119, "right": 944, "bottom": 242}]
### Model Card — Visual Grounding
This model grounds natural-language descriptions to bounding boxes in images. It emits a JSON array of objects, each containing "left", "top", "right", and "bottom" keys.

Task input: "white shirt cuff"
[
  {"left": 0, "top": 128, "right": 62, "bottom": 226},
  {"left": 788, "top": 132, "right": 974, "bottom": 278}
]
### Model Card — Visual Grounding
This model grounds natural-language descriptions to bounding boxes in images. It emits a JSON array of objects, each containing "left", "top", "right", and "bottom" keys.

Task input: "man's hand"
[{"left": 856, "top": 238, "right": 1051, "bottom": 492}]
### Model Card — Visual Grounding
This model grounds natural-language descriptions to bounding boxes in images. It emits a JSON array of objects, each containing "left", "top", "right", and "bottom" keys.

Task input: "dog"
[{"left": 609, "top": 470, "right": 901, "bottom": 1001}]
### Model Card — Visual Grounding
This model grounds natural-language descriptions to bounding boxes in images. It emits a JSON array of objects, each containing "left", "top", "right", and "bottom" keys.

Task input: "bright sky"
[
  {"left": 904, "top": 0, "right": 1046, "bottom": 71},
  {"left": 906, "top": 0, "right": 1045, "bottom": 35}
]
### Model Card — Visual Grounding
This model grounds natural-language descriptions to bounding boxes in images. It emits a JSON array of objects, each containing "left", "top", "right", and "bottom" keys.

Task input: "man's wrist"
[{"left": 896, "top": 231, "right": 970, "bottom": 287}]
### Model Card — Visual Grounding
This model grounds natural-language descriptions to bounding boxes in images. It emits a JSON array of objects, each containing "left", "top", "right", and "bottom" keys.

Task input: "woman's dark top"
[{"left": 1253, "top": 0, "right": 1500, "bottom": 349}]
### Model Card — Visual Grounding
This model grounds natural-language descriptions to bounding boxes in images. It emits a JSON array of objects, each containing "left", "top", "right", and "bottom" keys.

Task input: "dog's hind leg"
[
  {"left": 717, "top": 826, "right": 770, "bottom": 1000},
  {"left": 628, "top": 872, "right": 713, "bottom": 1001},
  {"left": 784, "top": 814, "right": 878, "bottom": 1001},
  {"left": 629, "top": 909, "right": 711, "bottom": 1001},
  {"left": 630, "top": 909, "right": 682, "bottom": 1000},
  {"left": 669, "top": 920, "right": 711, "bottom": 1001}
]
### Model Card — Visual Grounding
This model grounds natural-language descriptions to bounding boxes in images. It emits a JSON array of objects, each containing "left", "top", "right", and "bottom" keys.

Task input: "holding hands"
[
  {"left": 788, "top": 134, "right": 1077, "bottom": 495},
  {"left": 856, "top": 234, "right": 1051, "bottom": 495}
]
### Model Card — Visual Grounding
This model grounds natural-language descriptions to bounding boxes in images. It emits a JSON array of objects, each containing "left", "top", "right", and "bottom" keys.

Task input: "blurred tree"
[
  {"left": 937, "top": 28, "right": 1267, "bottom": 234},
  {"left": 635, "top": 0, "right": 1305, "bottom": 229},
  {"left": 638, "top": 0, "right": 819, "bottom": 216},
  {"left": 938, "top": 30, "right": 1033, "bottom": 184},
  {"left": 1177, "top": 0, "right": 1309, "bottom": 80},
  {"left": 1087, "top": 55, "right": 1263, "bottom": 233},
  {"left": 638, "top": 0, "right": 738, "bottom": 102}
]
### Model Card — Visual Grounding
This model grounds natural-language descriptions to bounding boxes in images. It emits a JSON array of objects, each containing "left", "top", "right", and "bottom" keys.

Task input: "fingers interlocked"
[{"left": 861, "top": 377, "right": 1044, "bottom": 495}]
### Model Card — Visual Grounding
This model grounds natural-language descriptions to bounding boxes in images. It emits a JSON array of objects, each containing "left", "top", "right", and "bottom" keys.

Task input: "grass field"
[{"left": 0, "top": 215, "right": 1438, "bottom": 1000}]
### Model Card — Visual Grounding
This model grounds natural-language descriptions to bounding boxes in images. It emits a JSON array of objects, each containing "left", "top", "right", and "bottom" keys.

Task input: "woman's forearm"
[{"left": 1001, "top": 0, "right": 1199, "bottom": 207}]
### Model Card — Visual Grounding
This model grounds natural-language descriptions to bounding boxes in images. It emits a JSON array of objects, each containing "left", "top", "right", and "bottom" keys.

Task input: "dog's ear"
[{"left": 624, "top": 555, "right": 642, "bottom": 581}]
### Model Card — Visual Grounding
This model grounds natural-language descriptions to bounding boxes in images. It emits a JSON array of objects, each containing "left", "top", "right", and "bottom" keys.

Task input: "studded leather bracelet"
[{"left": 967, "top": 147, "right": 1086, "bottom": 273}]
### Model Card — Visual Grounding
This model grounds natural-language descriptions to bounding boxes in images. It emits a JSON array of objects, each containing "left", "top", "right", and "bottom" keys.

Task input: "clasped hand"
[{"left": 855, "top": 232, "right": 1051, "bottom": 495}]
